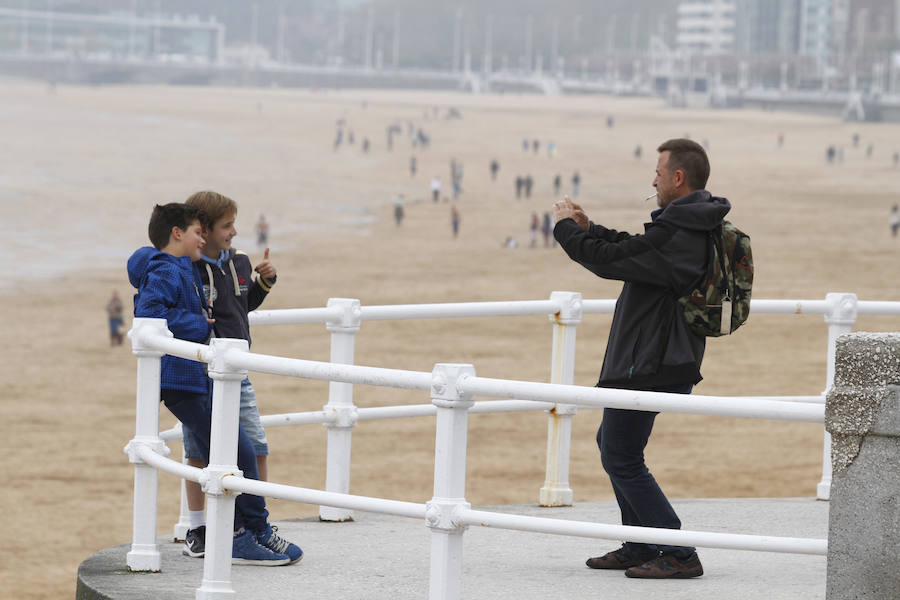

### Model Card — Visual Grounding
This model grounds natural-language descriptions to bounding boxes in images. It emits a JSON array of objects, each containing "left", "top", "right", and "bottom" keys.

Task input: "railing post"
[
  {"left": 540, "top": 291, "right": 581, "bottom": 507},
  {"left": 320, "top": 298, "right": 362, "bottom": 522},
  {"left": 426, "top": 364, "right": 475, "bottom": 600},
  {"left": 173, "top": 434, "right": 190, "bottom": 542},
  {"left": 196, "top": 337, "right": 248, "bottom": 600},
  {"left": 819, "top": 292, "right": 858, "bottom": 500},
  {"left": 825, "top": 332, "right": 900, "bottom": 599},
  {"left": 124, "top": 318, "right": 171, "bottom": 572}
]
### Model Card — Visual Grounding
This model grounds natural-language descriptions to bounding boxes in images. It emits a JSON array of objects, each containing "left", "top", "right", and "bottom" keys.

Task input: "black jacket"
[
  {"left": 554, "top": 190, "right": 731, "bottom": 390},
  {"left": 197, "top": 249, "right": 275, "bottom": 347}
]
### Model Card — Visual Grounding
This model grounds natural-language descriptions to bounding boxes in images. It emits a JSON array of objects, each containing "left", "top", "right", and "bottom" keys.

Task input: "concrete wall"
[{"left": 825, "top": 332, "right": 900, "bottom": 599}]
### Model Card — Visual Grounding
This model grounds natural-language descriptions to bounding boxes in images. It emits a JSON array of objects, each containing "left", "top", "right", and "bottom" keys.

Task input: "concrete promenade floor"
[{"left": 78, "top": 497, "right": 829, "bottom": 600}]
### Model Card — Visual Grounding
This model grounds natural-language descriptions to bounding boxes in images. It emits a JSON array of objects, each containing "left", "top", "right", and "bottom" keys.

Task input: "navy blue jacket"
[
  {"left": 197, "top": 248, "right": 274, "bottom": 347},
  {"left": 127, "top": 246, "right": 211, "bottom": 395}
]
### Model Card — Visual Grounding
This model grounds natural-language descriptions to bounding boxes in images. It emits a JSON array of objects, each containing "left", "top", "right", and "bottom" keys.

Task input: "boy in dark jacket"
[
  {"left": 127, "top": 203, "right": 301, "bottom": 566},
  {"left": 180, "top": 190, "right": 282, "bottom": 560},
  {"left": 553, "top": 139, "right": 725, "bottom": 579}
]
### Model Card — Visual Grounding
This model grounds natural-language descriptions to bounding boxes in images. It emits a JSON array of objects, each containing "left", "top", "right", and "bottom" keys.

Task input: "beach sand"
[{"left": 1, "top": 79, "right": 898, "bottom": 598}]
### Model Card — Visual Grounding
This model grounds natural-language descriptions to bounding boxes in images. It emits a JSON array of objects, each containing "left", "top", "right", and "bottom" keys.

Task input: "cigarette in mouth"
[{"left": 643, "top": 193, "right": 657, "bottom": 202}]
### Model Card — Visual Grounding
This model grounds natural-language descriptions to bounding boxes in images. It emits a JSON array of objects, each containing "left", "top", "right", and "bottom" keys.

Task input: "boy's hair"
[
  {"left": 185, "top": 190, "right": 238, "bottom": 227},
  {"left": 657, "top": 138, "right": 710, "bottom": 191},
  {"left": 148, "top": 203, "right": 205, "bottom": 250}
]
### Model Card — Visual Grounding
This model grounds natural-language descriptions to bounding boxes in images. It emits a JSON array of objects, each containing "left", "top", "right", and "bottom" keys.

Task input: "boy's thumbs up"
[{"left": 255, "top": 247, "right": 276, "bottom": 280}]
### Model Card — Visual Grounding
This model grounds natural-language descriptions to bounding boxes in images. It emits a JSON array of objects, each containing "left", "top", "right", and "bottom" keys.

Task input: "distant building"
[
  {"left": 676, "top": 0, "right": 737, "bottom": 55},
  {"left": 846, "top": 0, "right": 897, "bottom": 58},
  {"left": 734, "top": 0, "right": 801, "bottom": 55},
  {"left": 798, "top": 0, "right": 836, "bottom": 72},
  {"left": 0, "top": 7, "right": 224, "bottom": 63}
]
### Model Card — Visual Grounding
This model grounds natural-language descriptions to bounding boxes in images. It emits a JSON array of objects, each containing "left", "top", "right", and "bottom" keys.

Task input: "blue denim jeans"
[
  {"left": 162, "top": 389, "right": 269, "bottom": 534},
  {"left": 184, "top": 378, "right": 268, "bottom": 459},
  {"left": 596, "top": 383, "right": 695, "bottom": 559}
]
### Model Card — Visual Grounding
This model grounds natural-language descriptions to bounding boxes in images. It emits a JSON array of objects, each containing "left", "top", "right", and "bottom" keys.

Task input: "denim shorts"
[{"left": 183, "top": 378, "right": 269, "bottom": 460}]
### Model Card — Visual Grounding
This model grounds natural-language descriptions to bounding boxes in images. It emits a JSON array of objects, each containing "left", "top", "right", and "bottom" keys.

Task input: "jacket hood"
[
  {"left": 127, "top": 246, "right": 162, "bottom": 288},
  {"left": 657, "top": 190, "right": 730, "bottom": 232}
]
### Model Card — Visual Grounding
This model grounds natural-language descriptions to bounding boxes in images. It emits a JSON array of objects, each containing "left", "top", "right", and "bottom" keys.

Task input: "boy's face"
[
  {"left": 204, "top": 212, "right": 237, "bottom": 256},
  {"left": 177, "top": 220, "right": 206, "bottom": 261}
]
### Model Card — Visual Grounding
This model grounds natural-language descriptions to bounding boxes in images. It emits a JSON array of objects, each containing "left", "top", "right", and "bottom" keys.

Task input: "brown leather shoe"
[
  {"left": 586, "top": 546, "right": 657, "bottom": 570},
  {"left": 624, "top": 552, "right": 704, "bottom": 579}
]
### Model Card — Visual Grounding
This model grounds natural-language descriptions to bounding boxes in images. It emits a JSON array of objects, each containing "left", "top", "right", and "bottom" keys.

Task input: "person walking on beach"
[
  {"left": 553, "top": 138, "right": 727, "bottom": 579},
  {"left": 529, "top": 212, "right": 539, "bottom": 247},
  {"left": 891, "top": 204, "right": 900, "bottom": 237},
  {"left": 430, "top": 176, "right": 442, "bottom": 203},
  {"left": 255, "top": 214, "right": 269, "bottom": 250},
  {"left": 541, "top": 212, "right": 553, "bottom": 247},
  {"left": 394, "top": 195, "right": 405, "bottom": 226},
  {"left": 451, "top": 204, "right": 460, "bottom": 238},
  {"left": 572, "top": 170, "right": 581, "bottom": 196},
  {"left": 106, "top": 290, "right": 124, "bottom": 346}
]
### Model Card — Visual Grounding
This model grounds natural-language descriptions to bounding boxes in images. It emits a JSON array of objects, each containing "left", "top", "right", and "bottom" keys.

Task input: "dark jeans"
[
  {"left": 162, "top": 389, "right": 269, "bottom": 534},
  {"left": 596, "top": 383, "right": 695, "bottom": 559}
]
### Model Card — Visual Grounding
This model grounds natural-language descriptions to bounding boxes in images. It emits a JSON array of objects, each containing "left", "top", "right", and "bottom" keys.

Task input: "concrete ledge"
[{"left": 79, "top": 498, "right": 828, "bottom": 600}]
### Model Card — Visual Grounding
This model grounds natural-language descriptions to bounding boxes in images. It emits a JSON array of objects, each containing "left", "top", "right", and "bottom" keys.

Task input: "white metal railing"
[{"left": 125, "top": 292, "right": 900, "bottom": 599}]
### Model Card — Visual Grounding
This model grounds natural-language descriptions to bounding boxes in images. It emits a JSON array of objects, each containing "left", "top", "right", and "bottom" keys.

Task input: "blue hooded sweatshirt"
[{"left": 127, "top": 246, "right": 212, "bottom": 395}]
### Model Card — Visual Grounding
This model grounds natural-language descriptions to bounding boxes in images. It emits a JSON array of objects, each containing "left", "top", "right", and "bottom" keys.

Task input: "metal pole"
[
  {"left": 483, "top": 14, "right": 492, "bottom": 77},
  {"left": 277, "top": 10, "right": 286, "bottom": 64},
  {"left": 452, "top": 8, "right": 462, "bottom": 73},
  {"left": 524, "top": 14, "right": 533, "bottom": 73},
  {"left": 540, "top": 292, "right": 581, "bottom": 506},
  {"left": 45, "top": 0, "right": 52, "bottom": 54},
  {"left": 320, "top": 299, "right": 362, "bottom": 521},
  {"left": 20, "top": 0, "right": 28, "bottom": 54},
  {"left": 196, "top": 337, "right": 248, "bottom": 600},
  {"left": 551, "top": 18, "right": 559, "bottom": 77},
  {"left": 818, "top": 293, "right": 858, "bottom": 501},
  {"left": 364, "top": 6, "right": 374, "bottom": 69},
  {"left": 426, "top": 364, "right": 475, "bottom": 600},
  {"left": 125, "top": 318, "right": 169, "bottom": 572},
  {"left": 392, "top": 10, "right": 399, "bottom": 69},
  {"left": 173, "top": 443, "right": 191, "bottom": 541},
  {"left": 128, "top": 0, "right": 136, "bottom": 59}
]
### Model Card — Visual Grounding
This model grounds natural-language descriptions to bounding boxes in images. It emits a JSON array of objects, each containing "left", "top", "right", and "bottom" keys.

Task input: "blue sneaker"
[
  {"left": 256, "top": 524, "right": 303, "bottom": 564},
  {"left": 232, "top": 529, "right": 290, "bottom": 566}
]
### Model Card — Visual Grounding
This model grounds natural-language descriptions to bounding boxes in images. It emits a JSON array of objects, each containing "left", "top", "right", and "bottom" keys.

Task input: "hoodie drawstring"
[{"left": 204, "top": 258, "right": 241, "bottom": 308}]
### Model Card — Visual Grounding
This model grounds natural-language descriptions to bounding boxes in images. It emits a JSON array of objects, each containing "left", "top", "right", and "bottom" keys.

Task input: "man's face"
[
  {"left": 653, "top": 151, "right": 678, "bottom": 208},
  {"left": 205, "top": 213, "right": 237, "bottom": 255}
]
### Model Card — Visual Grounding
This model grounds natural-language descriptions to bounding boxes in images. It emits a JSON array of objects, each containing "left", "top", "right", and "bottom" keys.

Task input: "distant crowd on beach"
[
  {"left": 109, "top": 106, "right": 900, "bottom": 348},
  {"left": 327, "top": 102, "right": 611, "bottom": 245}
]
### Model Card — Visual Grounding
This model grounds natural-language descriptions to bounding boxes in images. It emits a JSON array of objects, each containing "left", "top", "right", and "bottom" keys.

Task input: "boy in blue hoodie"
[{"left": 127, "top": 203, "right": 302, "bottom": 566}]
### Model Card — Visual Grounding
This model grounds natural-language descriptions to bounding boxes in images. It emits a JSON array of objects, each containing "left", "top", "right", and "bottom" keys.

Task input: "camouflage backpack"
[{"left": 678, "top": 221, "right": 753, "bottom": 337}]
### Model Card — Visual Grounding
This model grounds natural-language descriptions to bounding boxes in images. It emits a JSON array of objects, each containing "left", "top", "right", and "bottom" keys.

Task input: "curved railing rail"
[{"left": 125, "top": 291, "right": 900, "bottom": 599}]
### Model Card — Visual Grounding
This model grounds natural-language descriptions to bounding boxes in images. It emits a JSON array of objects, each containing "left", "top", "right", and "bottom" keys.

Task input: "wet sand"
[{"left": 1, "top": 79, "right": 899, "bottom": 598}]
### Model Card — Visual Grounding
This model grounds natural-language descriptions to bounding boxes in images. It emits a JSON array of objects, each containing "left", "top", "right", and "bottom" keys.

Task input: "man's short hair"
[
  {"left": 148, "top": 203, "right": 205, "bottom": 250},
  {"left": 657, "top": 138, "right": 710, "bottom": 191},
  {"left": 185, "top": 190, "right": 237, "bottom": 228}
]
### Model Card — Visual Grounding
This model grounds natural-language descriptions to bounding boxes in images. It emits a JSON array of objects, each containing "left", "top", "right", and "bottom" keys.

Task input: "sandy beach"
[{"left": 1, "top": 79, "right": 899, "bottom": 598}]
